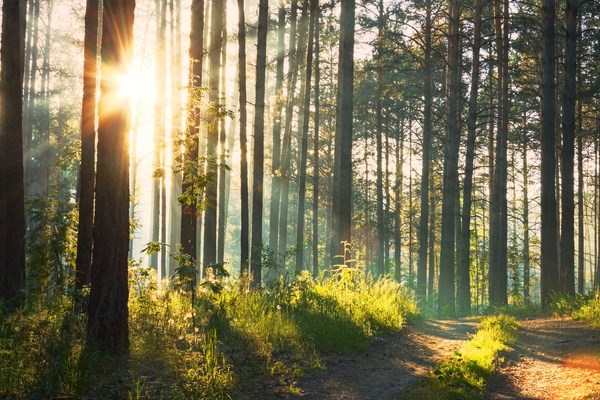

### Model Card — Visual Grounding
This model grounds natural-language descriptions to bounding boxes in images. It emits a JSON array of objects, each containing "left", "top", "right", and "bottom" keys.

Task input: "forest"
[{"left": 0, "top": 0, "right": 599, "bottom": 398}]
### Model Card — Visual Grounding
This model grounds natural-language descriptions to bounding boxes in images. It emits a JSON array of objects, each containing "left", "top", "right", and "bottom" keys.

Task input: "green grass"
[
  {"left": 405, "top": 314, "right": 519, "bottom": 400},
  {"left": 0, "top": 266, "right": 416, "bottom": 399}
]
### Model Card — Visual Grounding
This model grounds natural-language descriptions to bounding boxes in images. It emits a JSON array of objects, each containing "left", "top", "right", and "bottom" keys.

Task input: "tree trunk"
[
  {"left": 180, "top": 0, "right": 204, "bottom": 264},
  {"left": 394, "top": 124, "right": 404, "bottom": 282},
  {"left": 203, "top": 0, "right": 223, "bottom": 274},
  {"left": 438, "top": 0, "right": 461, "bottom": 316},
  {"left": 559, "top": 0, "right": 577, "bottom": 295},
  {"left": 330, "top": 0, "right": 355, "bottom": 261},
  {"left": 457, "top": 0, "right": 482, "bottom": 315},
  {"left": 237, "top": 0, "right": 249, "bottom": 275},
  {"left": 417, "top": 0, "right": 432, "bottom": 301},
  {"left": 312, "top": 6, "right": 321, "bottom": 278},
  {"left": 540, "top": 0, "right": 560, "bottom": 304},
  {"left": 522, "top": 137, "right": 531, "bottom": 303},
  {"left": 86, "top": 0, "right": 135, "bottom": 354},
  {"left": 268, "top": 0, "right": 287, "bottom": 264},
  {"left": 250, "top": 0, "right": 269, "bottom": 287},
  {"left": 375, "top": 0, "right": 385, "bottom": 278},
  {"left": 295, "top": 0, "right": 316, "bottom": 274},
  {"left": 0, "top": 0, "right": 27, "bottom": 309},
  {"left": 75, "top": 0, "right": 100, "bottom": 294},
  {"left": 217, "top": 0, "right": 228, "bottom": 265}
]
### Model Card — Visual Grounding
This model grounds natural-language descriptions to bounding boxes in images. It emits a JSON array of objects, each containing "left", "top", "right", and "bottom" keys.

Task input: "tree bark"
[
  {"left": 330, "top": 0, "right": 355, "bottom": 261},
  {"left": 0, "top": 0, "right": 27, "bottom": 309},
  {"left": 86, "top": 0, "right": 135, "bottom": 354},
  {"left": 237, "top": 0, "right": 249, "bottom": 275},
  {"left": 180, "top": 0, "right": 204, "bottom": 264},
  {"left": 540, "top": 0, "right": 560, "bottom": 304},
  {"left": 296, "top": 0, "right": 316, "bottom": 274},
  {"left": 250, "top": 0, "right": 269, "bottom": 287},
  {"left": 559, "top": 0, "right": 577, "bottom": 294},
  {"left": 312, "top": 6, "right": 321, "bottom": 278},
  {"left": 438, "top": 0, "right": 461, "bottom": 316},
  {"left": 75, "top": 0, "right": 100, "bottom": 294}
]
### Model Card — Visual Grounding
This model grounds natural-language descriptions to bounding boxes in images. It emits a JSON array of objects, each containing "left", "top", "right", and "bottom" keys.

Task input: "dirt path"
[
  {"left": 279, "top": 319, "right": 477, "bottom": 400},
  {"left": 485, "top": 318, "right": 600, "bottom": 400}
]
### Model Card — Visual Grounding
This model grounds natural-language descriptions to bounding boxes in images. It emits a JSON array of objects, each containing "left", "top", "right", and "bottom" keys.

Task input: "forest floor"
[
  {"left": 253, "top": 317, "right": 600, "bottom": 400},
  {"left": 268, "top": 318, "right": 478, "bottom": 400},
  {"left": 484, "top": 318, "right": 600, "bottom": 400}
]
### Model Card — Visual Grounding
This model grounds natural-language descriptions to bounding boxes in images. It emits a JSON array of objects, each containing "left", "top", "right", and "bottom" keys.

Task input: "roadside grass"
[
  {"left": 567, "top": 292, "right": 600, "bottom": 329},
  {"left": 0, "top": 266, "right": 416, "bottom": 399},
  {"left": 404, "top": 314, "right": 519, "bottom": 400}
]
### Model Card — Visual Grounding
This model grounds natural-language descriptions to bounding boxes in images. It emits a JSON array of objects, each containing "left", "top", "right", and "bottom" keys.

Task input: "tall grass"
[
  {"left": 572, "top": 292, "right": 600, "bottom": 329},
  {"left": 0, "top": 265, "right": 416, "bottom": 399}
]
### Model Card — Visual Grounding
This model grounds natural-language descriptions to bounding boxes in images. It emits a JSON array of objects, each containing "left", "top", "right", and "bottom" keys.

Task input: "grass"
[
  {"left": 405, "top": 314, "right": 519, "bottom": 400},
  {"left": 570, "top": 292, "right": 600, "bottom": 329},
  {"left": 0, "top": 265, "right": 416, "bottom": 399}
]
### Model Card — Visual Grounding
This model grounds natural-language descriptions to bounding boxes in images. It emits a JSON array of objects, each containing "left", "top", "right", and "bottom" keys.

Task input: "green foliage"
[
  {"left": 546, "top": 291, "right": 593, "bottom": 317},
  {"left": 0, "top": 261, "right": 416, "bottom": 399},
  {"left": 406, "top": 315, "right": 519, "bottom": 400},
  {"left": 571, "top": 292, "right": 600, "bottom": 329}
]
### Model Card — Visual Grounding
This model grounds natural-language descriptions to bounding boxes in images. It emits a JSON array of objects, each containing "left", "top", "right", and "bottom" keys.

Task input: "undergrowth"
[
  {"left": 567, "top": 292, "right": 600, "bottom": 329},
  {"left": 0, "top": 265, "right": 416, "bottom": 399},
  {"left": 405, "top": 314, "right": 519, "bottom": 400}
]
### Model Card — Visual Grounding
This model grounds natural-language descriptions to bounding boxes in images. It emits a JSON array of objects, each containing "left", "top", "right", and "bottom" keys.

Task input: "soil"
[
  {"left": 485, "top": 318, "right": 600, "bottom": 400},
  {"left": 249, "top": 317, "right": 599, "bottom": 400},
  {"left": 275, "top": 318, "right": 478, "bottom": 400}
]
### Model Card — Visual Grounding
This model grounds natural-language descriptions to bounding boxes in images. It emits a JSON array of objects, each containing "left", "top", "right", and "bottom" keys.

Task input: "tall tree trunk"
[
  {"left": 0, "top": 0, "right": 27, "bottom": 309},
  {"left": 559, "top": 0, "right": 577, "bottom": 294},
  {"left": 268, "top": 0, "right": 287, "bottom": 265},
  {"left": 86, "top": 0, "right": 135, "bottom": 354},
  {"left": 75, "top": 0, "right": 100, "bottom": 294},
  {"left": 168, "top": 0, "right": 182, "bottom": 278},
  {"left": 296, "top": 0, "right": 316, "bottom": 274},
  {"left": 150, "top": 0, "right": 167, "bottom": 273},
  {"left": 540, "top": 0, "right": 560, "bottom": 304},
  {"left": 312, "top": 6, "right": 321, "bottom": 278},
  {"left": 217, "top": 0, "right": 228, "bottom": 265},
  {"left": 417, "top": 0, "right": 432, "bottom": 301},
  {"left": 330, "top": 0, "right": 355, "bottom": 261},
  {"left": 394, "top": 125, "right": 404, "bottom": 282},
  {"left": 576, "top": 51, "right": 584, "bottom": 294},
  {"left": 250, "top": 0, "right": 269, "bottom": 287},
  {"left": 237, "top": 0, "right": 249, "bottom": 275},
  {"left": 521, "top": 134, "right": 531, "bottom": 302},
  {"left": 427, "top": 174, "right": 437, "bottom": 307},
  {"left": 279, "top": 1, "right": 307, "bottom": 264},
  {"left": 203, "top": 0, "right": 223, "bottom": 274},
  {"left": 180, "top": 0, "right": 204, "bottom": 264},
  {"left": 375, "top": 0, "right": 385, "bottom": 278},
  {"left": 438, "top": 0, "right": 461, "bottom": 316},
  {"left": 457, "top": 0, "right": 483, "bottom": 315}
]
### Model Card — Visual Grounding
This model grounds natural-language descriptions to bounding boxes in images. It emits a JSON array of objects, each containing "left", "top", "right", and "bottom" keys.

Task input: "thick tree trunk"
[
  {"left": 330, "top": 0, "right": 354, "bottom": 261},
  {"left": 540, "top": 0, "right": 560, "bottom": 304},
  {"left": 457, "top": 0, "right": 483, "bottom": 316},
  {"left": 180, "top": 0, "right": 204, "bottom": 264},
  {"left": 250, "top": 0, "right": 269, "bottom": 287},
  {"left": 559, "top": 0, "right": 577, "bottom": 294},
  {"left": 86, "top": 0, "right": 135, "bottom": 354},
  {"left": 0, "top": 0, "right": 27, "bottom": 309},
  {"left": 438, "top": 0, "right": 461, "bottom": 316},
  {"left": 75, "top": 0, "right": 100, "bottom": 294}
]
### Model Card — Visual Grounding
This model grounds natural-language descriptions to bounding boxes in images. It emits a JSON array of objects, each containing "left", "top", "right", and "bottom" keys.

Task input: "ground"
[
  {"left": 485, "top": 318, "right": 600, "bottom": 400},
  {"left": 255, "top": 317, "right": 600, "bottom": 399}
]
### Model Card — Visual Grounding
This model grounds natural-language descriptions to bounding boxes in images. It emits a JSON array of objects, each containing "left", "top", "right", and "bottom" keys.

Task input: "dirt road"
[{"left": 485, "top": 318, "right": 600, "bottom": 400}]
